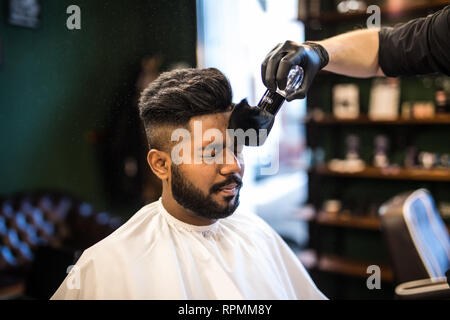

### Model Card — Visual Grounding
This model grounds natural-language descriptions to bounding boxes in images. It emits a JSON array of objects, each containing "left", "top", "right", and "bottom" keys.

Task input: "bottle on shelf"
[
  {"left": 435, "top": 89, "right": 449, "bottom": 114},
  {"left": 373, "top": 135, "right": 390, "bottom": 168}
]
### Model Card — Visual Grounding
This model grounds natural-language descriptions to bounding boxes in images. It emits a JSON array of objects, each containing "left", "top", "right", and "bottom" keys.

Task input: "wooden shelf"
[
  {"left": 306, "top": 0, "right": 449, "bottom": 24},
  {"left": 301, "top": 0, "right": 450, "bottom": 298},
  {"left": 295, "top": 208, "right": 450, "bottom": 232},
  {"left": 319, "top": 254, "right": 394, "bottom": 282},
  {"left": 316, "top": 211, "right": 381, "bottom": 230},
  {"left": 305, "top": 114, "right": 450, "bottom": 126},
  {"left": 312, "top": 165, "right": 450, "bottom": 182},
  {"left": 293, "top": 207, "right": 381, "bottom": 230},
  {"left": 295, "top": 207, "right": 450, "bottom": 234},
  {"left": 297, "top": 250, "right": 394, "bottom": 282},
  {"left": 0, "top": 282, "right": 25, "bottom": 299}
]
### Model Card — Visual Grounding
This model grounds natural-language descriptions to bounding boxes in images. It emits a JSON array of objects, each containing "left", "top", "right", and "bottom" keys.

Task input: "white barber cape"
[{"left": 51, "top": 198, "right": 327, "bottom": 300}]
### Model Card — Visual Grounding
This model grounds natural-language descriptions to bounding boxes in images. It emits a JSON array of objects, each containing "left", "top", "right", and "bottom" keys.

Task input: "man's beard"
[{"left": 171, "top": 164, "right": 242, "bottom": 220}]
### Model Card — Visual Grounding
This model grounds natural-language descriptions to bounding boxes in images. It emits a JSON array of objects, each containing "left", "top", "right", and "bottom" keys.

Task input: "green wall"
[{"left": 0, "top": 0, "right": 196, "bottom": 216}]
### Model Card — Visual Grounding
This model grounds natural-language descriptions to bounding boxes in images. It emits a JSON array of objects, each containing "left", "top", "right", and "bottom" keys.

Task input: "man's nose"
[{"left": 219, "top": 149, "right": 243, "bottom": 176}]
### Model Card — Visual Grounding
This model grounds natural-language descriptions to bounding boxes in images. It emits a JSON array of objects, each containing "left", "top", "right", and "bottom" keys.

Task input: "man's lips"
[
  {"left": 220, "top": 183, "right": 237, "bottom": 190},
  {"left": 218, "top": 183, "right": 239, "bottom": 195},
  {"left": 211, "top": 176, "right": 242, "bottom": 195}
]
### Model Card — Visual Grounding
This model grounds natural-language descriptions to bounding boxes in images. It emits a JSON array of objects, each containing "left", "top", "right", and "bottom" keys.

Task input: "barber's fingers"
[
  {"left": 261, "top": 43, "right": 286, "bottom": 91},
  {"left": 264, "top": 51, "right": 289, "bottom": 92},
  {"left": 261, "top": 43, "right": 282, "bottom": 89},
  {"left": 276, "top": 50, "right": 303, "bottom": 90},
  {"left": 285, "top": 58, "right": 317, "bottom": 101},
  {"left": 286, "top": 85, "right": 307, "bottom": 101}
]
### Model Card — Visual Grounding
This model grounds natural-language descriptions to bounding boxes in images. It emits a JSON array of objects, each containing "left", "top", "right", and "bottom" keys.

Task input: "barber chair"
[{"left": 379, "top": 189, "right": 450, "bottom": 299}]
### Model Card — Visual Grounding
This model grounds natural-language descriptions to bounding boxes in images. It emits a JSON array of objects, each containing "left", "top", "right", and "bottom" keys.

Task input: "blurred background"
[{"left": 0, "top": 0, "right": 449, "bottom": 300}]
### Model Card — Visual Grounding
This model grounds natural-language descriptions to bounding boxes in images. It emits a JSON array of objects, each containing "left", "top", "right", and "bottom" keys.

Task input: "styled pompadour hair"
[{"left": 138, "top": 68, "right": 233, "bottom": 151}]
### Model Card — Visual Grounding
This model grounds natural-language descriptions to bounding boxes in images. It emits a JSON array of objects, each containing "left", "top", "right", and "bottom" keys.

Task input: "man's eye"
[{"left": 203, "top": 149, "right": 218, "bottom": 159}]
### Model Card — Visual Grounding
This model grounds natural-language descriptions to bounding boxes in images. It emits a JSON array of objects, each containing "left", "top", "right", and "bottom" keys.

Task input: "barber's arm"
[
  {"left": 261, "top": 30, "right": 380, "bottom": 102},
  {"left": 378, "top": 5, "right": 449, "bottom": 77},
  {"left": 316, "top": 28, "right": 383, "bottom": 78},
  {"left": 231, "top": 7, "right": 449, "bottom": 146},
  {"left": 321, "top": 5, "right": 450, "bottom": 77},
  {"left": 262, "top": 6, "right": 449, "bottom": 100}
]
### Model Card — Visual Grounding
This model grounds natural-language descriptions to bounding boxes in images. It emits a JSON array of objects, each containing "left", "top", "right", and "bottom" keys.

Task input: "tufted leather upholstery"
[{"left": 0, "top": 191, "right": 122, "bottom": 298}]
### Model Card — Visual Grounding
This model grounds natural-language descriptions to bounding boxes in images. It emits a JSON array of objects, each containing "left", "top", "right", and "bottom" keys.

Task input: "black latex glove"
[
  {"left": 228, "top": 99, "right": 275, "bottom": 146},
  {"left": 261, "top": 40, "right": 329, "bottom": 101}
]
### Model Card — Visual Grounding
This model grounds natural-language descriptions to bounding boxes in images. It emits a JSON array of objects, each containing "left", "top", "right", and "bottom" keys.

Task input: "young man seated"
[{"left": 51, "top": 68, "right": 326, "bottom": 300}]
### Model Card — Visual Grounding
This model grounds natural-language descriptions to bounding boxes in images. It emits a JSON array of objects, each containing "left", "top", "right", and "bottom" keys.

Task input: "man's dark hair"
[{"left": 138, "top": 67, "right": 233, "bottom": 151}]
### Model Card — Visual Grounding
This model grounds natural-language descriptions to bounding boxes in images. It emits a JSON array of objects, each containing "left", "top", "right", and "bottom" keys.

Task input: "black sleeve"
[{"left": 379, "top": 5, "right": 450, "bottom": 77}]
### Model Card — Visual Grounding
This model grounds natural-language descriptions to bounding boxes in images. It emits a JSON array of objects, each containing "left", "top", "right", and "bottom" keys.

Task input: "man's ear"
[{"left": 147, "top": 149, "right": 170, "bottom": 180}]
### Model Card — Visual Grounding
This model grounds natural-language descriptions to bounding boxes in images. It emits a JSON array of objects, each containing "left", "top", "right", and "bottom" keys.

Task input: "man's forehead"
[
  {"left": 188, "top": 112, "right": 231, "bottom": 133},
  {"left": 186, "top": 112, "right": 232, "bottom": 147}
]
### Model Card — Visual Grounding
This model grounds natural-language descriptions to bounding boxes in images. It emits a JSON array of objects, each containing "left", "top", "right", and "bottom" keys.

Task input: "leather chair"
[
  {"left": 379, "top": 189, "right": 450, "bottom": 299},
  {"left": 0, "top": 192, "right": 123, "bottom": 299}
]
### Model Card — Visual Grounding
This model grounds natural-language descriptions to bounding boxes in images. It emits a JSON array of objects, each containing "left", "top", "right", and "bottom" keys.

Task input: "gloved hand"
[
  {"left": 228, "top": 99, "right": 275, "bottom": 146},
  {"left": 261, "top": 40, "right": 329, "bottom": 101}
]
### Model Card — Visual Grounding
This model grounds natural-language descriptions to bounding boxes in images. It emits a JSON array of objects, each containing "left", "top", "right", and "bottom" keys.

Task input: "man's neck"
[{"left": 161, "top": 185, "right": 217, "bottom": 226}]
